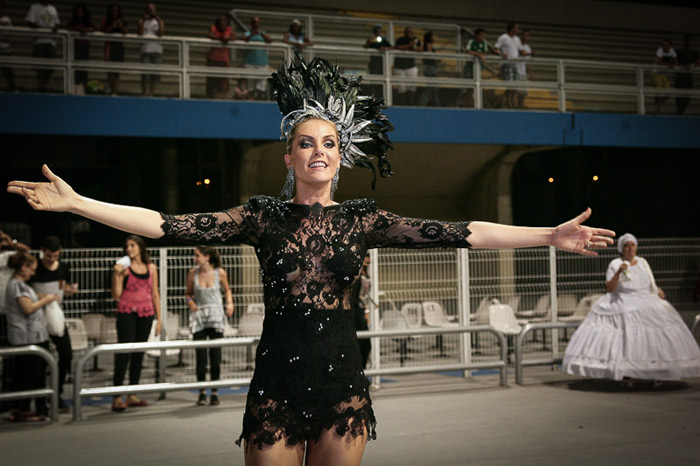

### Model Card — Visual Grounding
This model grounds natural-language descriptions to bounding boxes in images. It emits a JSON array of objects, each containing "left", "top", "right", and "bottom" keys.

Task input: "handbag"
[{"left": 45, "top": 300, "right": 66, "bottom": 337}]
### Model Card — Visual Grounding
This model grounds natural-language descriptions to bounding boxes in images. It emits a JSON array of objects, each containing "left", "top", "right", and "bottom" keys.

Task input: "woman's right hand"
[
  {"left": 113, "top": 264, "right": 128, "bottom": 275},
  {"left": 7, "top": 165, "right": 78, "bottom": 213},
  {"left": 187, "top": 299, "right": 198, "bottom": 312},
  {"left": 617, "top": 263, "right": 628, "bottom": 275}
]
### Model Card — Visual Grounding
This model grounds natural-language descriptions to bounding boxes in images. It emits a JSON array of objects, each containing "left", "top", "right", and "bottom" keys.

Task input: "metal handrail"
[
  {"left": 359, "top": 325, "right": 509, "bottom": 387},
  {"left": 72, "top": 325, "right": 508, "bottom": 421},
  {"left": 514, "top": 322, "right": 582, "bottom": 385},
  {"left": 0, "top": 345, "right": 59, "bottom": 422},
  {"left": 72, "top": 337, "right": 259, "bottom": 421},
  {"left": 2, "top": 26, "right": 700, "bottom": 112}
]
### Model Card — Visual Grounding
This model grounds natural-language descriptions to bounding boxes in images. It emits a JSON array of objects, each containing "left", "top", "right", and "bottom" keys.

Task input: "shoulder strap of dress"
[{"left": 637, "top": 257, "right": 658, "bottom": 293}]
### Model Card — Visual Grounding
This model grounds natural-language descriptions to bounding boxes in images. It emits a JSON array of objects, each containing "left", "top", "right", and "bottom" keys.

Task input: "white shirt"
[
  {"left": 517, "top": 43, "right": 532, "bottom": 77},
  {"left": 495, "top": 33, "right": 521, "bottom": 60},
  {"left": 140, "top": 17, "right": 163, "bottom": 54},
  {"left": 654, "top": 47, "right": 677, "bottom": 75},
  {"left": 25, "top": 3, "right": 60, "bottom": 46}
]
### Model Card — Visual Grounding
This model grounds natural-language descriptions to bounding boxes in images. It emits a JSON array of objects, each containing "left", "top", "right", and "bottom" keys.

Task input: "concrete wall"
[{"left": 255, "top": 0, "right": 698, "bottom": 33}]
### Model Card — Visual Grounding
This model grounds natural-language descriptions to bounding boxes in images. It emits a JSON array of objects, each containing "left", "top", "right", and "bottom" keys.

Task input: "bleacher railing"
[
  {"left": 1, "top": 26, "right": 699, "bottom": 115},
  {"left": 24, "top": 237, "right": 697, "bottom": 418}
]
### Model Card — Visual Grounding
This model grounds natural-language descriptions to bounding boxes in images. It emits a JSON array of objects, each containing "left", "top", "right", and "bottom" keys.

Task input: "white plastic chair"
[
  {"left": 238, "top": 313, "right": 264, "bottom": 368},
  {"left": 556, "top": 294, "right": 579, "bottom": 318},
  {"left": 65, "top": 318, "right": 89, "bottom": 352},
  {"left": 561, "top": 294, "right": 599, "bottom": 322},
  {"left": 81, "top": 314, "right": 105, "bottom": 370},
  {"left": 488, "top": 303, "right": 522, "bottom": 362},
  {"left": 517, "top": 295, "right": 550, "bottom": 319},
  {"left": 381, "top": 310, "right": 415, "bottom": 366},
  {"left": 246, "top": 303, "right": 265, "bottom": 315},
  {"left": 422, "top": 301, "right": 459, "bottom": 328},
  {"left": 400, "top": 303, "right": 422, "bottom": 329},
  {"left": 422, "top": 301, "right": 458, "bottom": 357},
  {"left": 99, "top": 317, "right": 118, "bottom": 344},
  {"left": 470, "top": 297, "right": 493, "bottom": 325}
]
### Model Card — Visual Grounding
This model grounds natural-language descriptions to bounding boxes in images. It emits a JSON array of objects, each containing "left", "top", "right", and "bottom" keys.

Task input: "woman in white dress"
[{"left": 563, "top": 233, "right": 700, "bottom": 382}]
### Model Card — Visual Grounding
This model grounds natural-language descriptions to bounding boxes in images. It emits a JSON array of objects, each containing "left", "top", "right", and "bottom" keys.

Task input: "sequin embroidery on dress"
[{"left": 160, "top": 196, "right": 472, "bottom": 449}]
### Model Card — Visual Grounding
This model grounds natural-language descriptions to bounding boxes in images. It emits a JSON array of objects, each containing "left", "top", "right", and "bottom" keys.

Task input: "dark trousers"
[
  {"left": 675, "top": 73, "right": 693, "bottom": 115},
  {"left": 12, "top": 340, "right": 50, "bottom": 415},
  {"left": 0, "top": 314, "right": 12, "bottom": 410},
  {"left": 354, "top": 309, "right": 371, "bottom": 369},
  {"left": 49, "top": 327, "right": 72, "bottom": 397},
  {"left": 113, "top": 313, "right": 153, "bottom": 387},
  {"left": 193, "top": 328, "right": 222, "bottom": 382}
]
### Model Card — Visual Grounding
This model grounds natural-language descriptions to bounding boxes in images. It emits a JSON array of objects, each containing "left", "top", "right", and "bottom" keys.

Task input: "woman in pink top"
[
  {"left": 206, "top": 15, "right": 236, "bottom": 99},
  {"left": 110, "top": 235, "right": 162, "bottom": 412}
]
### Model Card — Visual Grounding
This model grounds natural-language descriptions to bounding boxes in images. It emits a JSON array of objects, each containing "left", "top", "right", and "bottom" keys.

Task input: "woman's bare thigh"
[
  {"left": 305, "top": 426, "right": 368, "bottom": 466},
  {"left": 243, "top": 435, "right": 305, "bottom": 466}
]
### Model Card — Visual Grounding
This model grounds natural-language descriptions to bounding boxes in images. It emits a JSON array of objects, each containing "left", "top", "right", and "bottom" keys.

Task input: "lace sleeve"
[
  {"left": 159, "top": 198, "right": 263, "bottom": 245},
  {"left": 362, "top": 201, "right": 472, "bottom": 249}
]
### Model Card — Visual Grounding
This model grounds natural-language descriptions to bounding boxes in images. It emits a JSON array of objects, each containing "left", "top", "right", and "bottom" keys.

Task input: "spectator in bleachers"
[
  {"left": 394, "top": 26, "right": 422, "bottom": 105},
  {"left": 30, "top": 236, "right": 77, "bottom": 412},
  {"left": 283, "top": 19, "right": 313, "bottom": 53},
  {"left": 675, "top": 35, "right": 699, "bottom": 115},
  {"left": 363, "top": 24, "right": 392, "bottom": 75},
  {"left": 0, "top": 1, "right": 16, "bottom": 92},
  {"left": 138, "top": 3, "right": 164, "bottom": 96},
  {"left": 419, "top": 31, "right": 441, "bottom": 107},
  {"left": 206, "top": 15, "right": 235, "bottom": 99},
  {"left": 233, "top": 78, "right": 251, "bottom": 100},
  {"left": 650, "top": 38, "right": 677, "bottom": 114},
  {"left": 494, "top": 22, "right": 522, "bottom": 109},
  {"left": 5, "top": 252, "right": 56, "bottom": 422},
  {"left": 185, "top": 245, "right": 233, "bottom": 406},
  {"left": 101, "top": 3, "right": 127, "bottom": 96},
  {"left": 516, "top": 29, "right": 534, "bottom": 109},
  {"left": 66, "top": 4, "right": 95, "bottom": 95},
  {"left": 459, "top": 28, "right": 491, "bottom": 108},
  {"left": 242, "top": 16, "right": 272, "bottom": 100},
  {"left": 25, "top": 1, "right": 61, "bottom": 92},
  {"left": 110, "top": 235, "right": 162, "bottom": 412},
  {"left": 0, "top": 230, "right": 29, "bottom": 411}
]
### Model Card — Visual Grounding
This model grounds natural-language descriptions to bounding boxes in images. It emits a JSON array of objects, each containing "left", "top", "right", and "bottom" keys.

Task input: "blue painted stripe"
[{"left": 1, "top": 94, "right": 699, "bottom": 148}]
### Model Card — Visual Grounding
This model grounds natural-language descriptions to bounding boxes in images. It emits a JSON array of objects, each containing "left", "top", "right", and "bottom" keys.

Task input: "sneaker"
[
  {"left": 209, "top": 394, "right": 220, "bottom": 406},
  {"left": 197, "top": 393, "right": 207, "bottom": 406}
]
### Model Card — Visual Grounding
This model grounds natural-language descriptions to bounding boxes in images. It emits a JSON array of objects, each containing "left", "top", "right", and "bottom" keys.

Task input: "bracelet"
[{"left": 186, "top": 297, "right": 193, "bottom": 302}]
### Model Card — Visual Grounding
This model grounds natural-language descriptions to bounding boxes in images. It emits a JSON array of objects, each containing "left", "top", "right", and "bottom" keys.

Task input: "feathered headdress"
[{"left": 269, "top": 55, "right": 394, "bottom": 189}]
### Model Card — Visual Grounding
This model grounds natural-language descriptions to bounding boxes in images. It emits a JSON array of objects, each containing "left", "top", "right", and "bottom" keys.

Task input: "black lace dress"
[{"left": 160, "top": 196, "right": 472, "bottom": 449}]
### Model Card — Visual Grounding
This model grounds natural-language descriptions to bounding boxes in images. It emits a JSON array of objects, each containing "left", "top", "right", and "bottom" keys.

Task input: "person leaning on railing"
[
  {"left": 206, "top": 15, "right": 236, "bottom": 99},
  {"left": 137, "top": 3, "right": 165, "bottom": 97},
  {"left": 66, "top": 3, "right": 96, "bottom": 95},
  {"left": 0, "top": 1, "right": 16, "bottom": 92},
  {"left": 101, "top": 3, "right": 128, "bottom": 96},
  {"left": 25, "top": 1, "right": 61, "bottom": 92}
]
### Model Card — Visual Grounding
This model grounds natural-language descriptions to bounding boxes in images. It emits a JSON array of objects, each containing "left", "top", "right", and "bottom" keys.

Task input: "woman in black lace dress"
[{"left": 9, "top": 59, "right": 614, "bottom": 466}]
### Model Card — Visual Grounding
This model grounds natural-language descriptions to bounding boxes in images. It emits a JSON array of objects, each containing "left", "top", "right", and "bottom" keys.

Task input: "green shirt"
[{"left": 466, "top": 39, "right": 487, "bottom": 54}]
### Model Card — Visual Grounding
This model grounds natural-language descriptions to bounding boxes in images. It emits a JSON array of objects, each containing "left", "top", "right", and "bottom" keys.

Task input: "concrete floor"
[{"left": 1, "top": 369, "right": 698, "bottom": 466}]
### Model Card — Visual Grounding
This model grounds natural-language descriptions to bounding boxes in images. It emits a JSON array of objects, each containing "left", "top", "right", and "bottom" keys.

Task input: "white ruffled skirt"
[{"left": 562, "top": 292, "right": 700, "bottom": 381}]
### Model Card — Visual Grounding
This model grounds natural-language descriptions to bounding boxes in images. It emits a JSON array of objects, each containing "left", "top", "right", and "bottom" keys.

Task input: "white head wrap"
[{"left": 617, "top": 233, "right": 638, "bottom": 254}]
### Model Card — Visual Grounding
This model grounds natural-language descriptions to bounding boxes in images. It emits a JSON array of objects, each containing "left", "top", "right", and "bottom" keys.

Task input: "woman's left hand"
[
  {"left": 225, "top": 303, "right": 234, "bottom": 317},
  {"left": 155, "top": 320, "right": 162, "bottom": 336},
  {"left": 658, "top": 288, "right": 666, "bottom": 300},
  {"left": 551, "top": 208, "right": 615, "bottom": 256}
]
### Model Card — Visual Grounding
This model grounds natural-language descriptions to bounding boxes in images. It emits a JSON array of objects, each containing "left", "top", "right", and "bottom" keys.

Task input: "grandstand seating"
[{"left": 2, "top": 0, "right": 696, "bottom": 113}]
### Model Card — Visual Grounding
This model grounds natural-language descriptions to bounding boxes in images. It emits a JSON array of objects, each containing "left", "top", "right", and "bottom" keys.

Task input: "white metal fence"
[
  {"left": 37, "top": 238, "right": 700, "bottom": 393},
  {"left": 1, "top": 26, "right": 698, "bottom": 115}
]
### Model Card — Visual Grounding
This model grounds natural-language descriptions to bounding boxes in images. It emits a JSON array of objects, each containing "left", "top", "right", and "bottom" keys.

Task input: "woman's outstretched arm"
[
  {"left": 8, "top": 164, "right": 165, "bottom": 238},
  {"left": 469, "top": 208, "right": 615, "bottom": 256}
]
